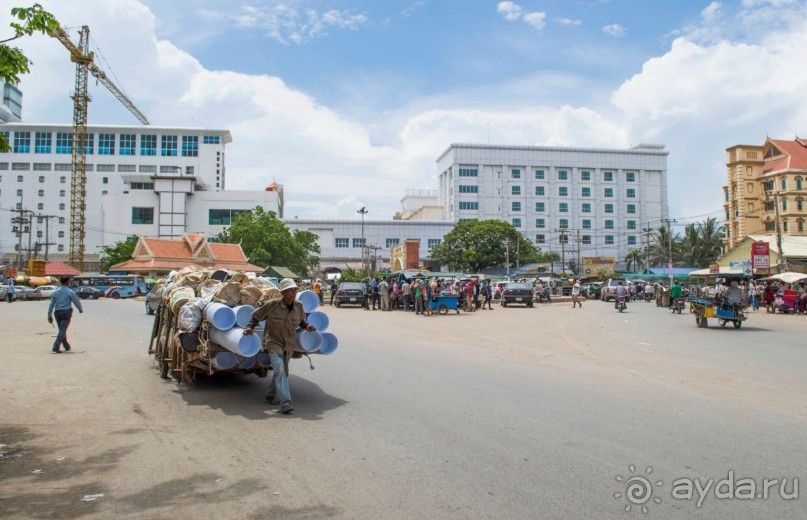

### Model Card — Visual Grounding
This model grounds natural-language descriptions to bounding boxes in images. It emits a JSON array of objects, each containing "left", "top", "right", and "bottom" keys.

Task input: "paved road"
[{"left": 1, "top": 297, "right": 805, "bottom": 519}]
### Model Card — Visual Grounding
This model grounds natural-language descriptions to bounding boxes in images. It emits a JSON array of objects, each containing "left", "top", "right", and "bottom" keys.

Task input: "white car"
[{"left": 30, "top": 285, "right": 58, "bottom": 300}]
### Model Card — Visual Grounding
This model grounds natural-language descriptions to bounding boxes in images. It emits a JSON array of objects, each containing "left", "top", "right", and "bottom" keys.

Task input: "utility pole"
[
  {"left": 357, "top": 206, "right": 368, "bottom": 270},
  {"left": 366, "top": 245, "right": 382, "bottom": 272},
  {"left": 14, "top": 194, "right": 27, "bottom": 269},
  {"left": 642, "top": 223, "right": 654, "bottom": 274},
  {"left": 576, "top": 230, "right": 581, "bottom": 276},
  {"left": 662, "top": 218, "right": 677, "bottom": 287},
  {"left": 40, "top": 215, "right": 59, "bottom": 260},
  {"left": 505, "top": 241, "right": 510, "bottom": 279},
  {"left": 769, "top": 191, "right": 785, "bottom": 272},
  {"left": 555, "top": 228, "right": 568, "bottom": 275}
]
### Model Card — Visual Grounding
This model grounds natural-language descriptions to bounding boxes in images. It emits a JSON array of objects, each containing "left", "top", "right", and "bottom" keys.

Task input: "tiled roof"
[
  {"left": 112, "top": 234, "right": 262, "bottom": 272},
  {"left": 210, "top": 243, "right": 248, "bottom": 262},
  {"left": 45, "top": 262, "right": 81, "bottom": 276},
  {"left": 763, "top": 139, "right": 807, "bottom": 173},
  {"left": 110, "top": 259, "right": 263, "bottom": 272}
]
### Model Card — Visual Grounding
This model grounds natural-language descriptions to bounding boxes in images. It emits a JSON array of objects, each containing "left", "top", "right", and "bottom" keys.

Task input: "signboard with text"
[
  {"left": 729, "top": 260, "right": 753, "bottom": 277},
  {"left": 751, "top": 241, "right": 770, "bottom": 269}
]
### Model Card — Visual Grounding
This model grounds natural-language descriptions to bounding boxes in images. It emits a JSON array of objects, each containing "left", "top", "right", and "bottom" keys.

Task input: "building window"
[
  {"left": 459, "top": 185, "right": 478, "bottom": 193},
  {"left": 34, "top": 132, "right": 52, "bottom": 153},
  {"left": 535, "top": 202, "right": 545, "bottom": 212},
  {"left": 130, "top": 182, "right": 154, "bottom": 190},
  {"left": 208, "top": 209, "right": 246, "bottom": 225},
  {"left": 627, "top": 204, "right": 636, "bottom": 214},
  {"left": 782, "top": 178, "right": 787, "bottom": 190},
  {"left": 559, "top": 202, "right": 568, "bottom": 213},
  {"left": 582, "top": 219, "right": 591, "bottom": 229},
  {"left": 141, "top": 134, "right": 157, "bottom": 156},
  {"left": 37, "top": 203, "right": 43, "bottom": 210},
  {"left": 512, "top": 201, "right": 521, "bottom": 212},
  {"left": 98, "top": 133, "right": 115, "bottom": 155},
  {"left": 605, "top": 220, "right": 614, "bottom": 230},
  {"left": 512, "top": 185, "right": 521, "bottom": 196},
  {"left": 203, "top": 135, "right": 221, "bottom": 144},
  {"left": 604, "top": 187, "right": 614, "bottom": 198},
  {"left": 38, "top": 175, "right": 45, "bottom": 183},
  {"left": 783, "top": 221, "right": 789, "bottom": 232},
  {"left": 60, "top": 190, "right": 66, "bottom": 196},
  {"left": 605, "top": 204, "right": 614, "bottom": 214},
  {"left": 16, "top": 188, "right": 22, "bottom": 196},
  {"left": 335, "top": 238, "right": 349, "bottom": 248},
  {"left": 765, "top": 221, "right": 775, "bottom": 231},
  {"left": 627, "top": 220, "right": 636, "bottom": 230},
  {"left": 799, "top": 220, "right": 804, "bottom": 232},
  {"left": 764, "top": 201, "right": 774, "bottom": 211},
  {"left": 763, "top": 180, "right": 774, "bottom": 192},
  {"left": 782, "top": 198, "right": 788, "bottom": 211},
  {"left": 80, "top": 133, "right": 94, "bottom": 154},
  {"left": 161, "top": 135, "right": 178, "bottom": 157},
  {"left": 58, "top": 231, "right": 65, "bottom": 238},
  {"left": 97, "top": 164, "right": 115, "bottom": 172},
  {"left": 535, "top": 218, "right": 545, "bottom": 228},
  {"left": 428, "top": 239, "right": 441, "bottom": 248},
  {"left": 59, "top": 217, "right": 65, "bottom": 223},
  {"left": 798, "top": 199, "right": 803, "bottom": 211},
  {"left": 55, "top": 132, "right": 72, "bottom": 154},
  {"left": 352, "top": 238, "right": 366, "bottom": 248},
  {"left": 139, "top": 165, "right": 157, "bottom": 173},
  {"left": 604, "top": 171, "right": 614, "bottom": 182},
  {"left": 182, "top": 135, "right": 199, "bottom": 157},
  {"left": 118, "top": 165, "right": 136, "bottom": 173},
  {"left": 559, "top": 234, "right": 569, "bottom": 245},
  {"left": 558, "top": 170, "right": 568, "bottom": 180},
  {"left": 54, "top": 163, "right": 70, "bottom": 171},
  {"left": 582, "top": 203, "right": 591, "bottom": 213},
  {"left": 59, "top": 203, "right": 65, "bottom": 210},
  {"left": 458, "top": 201, "right": 479, "bottom": 210},
  {"left": 58, "top": 245, "right": 64, "bottom": 252},
  {"left": 558, "top": 186, "right": 568, "bottom": 197},
  {"left": 559, "top": 218, "right": 569, "bottom": 229},
  {"left": 605, "top": 236, "right": 614, "bottom": 245},
  {"left": 626, "top": 188, "right": 636, "bottom": 198},
  {"left": 797, "top": 178, "right": 803, "bottom": 190},
  {"left": 33, "top": 163, "right": 51, "bottom": 171},
  {"left": 13, "top": 131, "right": 31, "bottom": 153},
  {"left": 582, "top": 235, "right": 591, "bottom": 245},
  {"left": 512, "top": 218, "right": 522, "bottom": 228},
  {"left": 386, "top": 238, "right": 399, "bottom": 248},
  {"left": 582, "top": 187, "right": 590, "bottom": 197},
  {"left": 626, "top": 172, "right": 636, "bottom": 182},
  {"left": 511, "top": 169, "right": 521, "bottom": 179},
  {"left": 535, "top": 234, "right": 545, "bottom": 244},
  {"left": 458, "top": 167, "right": 478, "bottom": 177},
  {"left": 535, "top": 186, "right": 545, "bottom": 196},
  {"left": 535, "top": 169, "right": 545, "bottom": 180},
  {"left": 13, "top": 163, "right": 29, "bottom": 171},
  {"left": 628, "top": 236, "right": 637, "bottom": 245},
  {"left": 119, "top": 134, "right": 136, "bottom": 155},
  {"left": 160, "top": 165, "right": 178, "bottom": 174},
  {"left": 581, "top": 171, "right": 591, "bottom": 181},
  {"left": 131, "top": 207, "right": 154, "bottom": 224}
]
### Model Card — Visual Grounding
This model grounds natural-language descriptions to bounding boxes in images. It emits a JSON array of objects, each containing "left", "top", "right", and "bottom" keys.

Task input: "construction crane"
[{"left": 50, "top": 25, "right": 149, "bottom": 269}]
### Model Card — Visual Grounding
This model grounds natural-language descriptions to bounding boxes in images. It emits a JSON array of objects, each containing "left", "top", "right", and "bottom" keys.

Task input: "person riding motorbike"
[
  {"left": 669, "top": 281, "right": 683, "bottom": 308},
  {"left": 614, "top": 281, "right": 628, "bottom": 309}
]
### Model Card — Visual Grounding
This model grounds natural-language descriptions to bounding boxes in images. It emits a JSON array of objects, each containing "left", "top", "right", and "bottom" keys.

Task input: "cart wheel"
[
  {"left": 733, "top": 320, "right": 742, "bottom": 329},
  {"left": 437, "top": 303, "right": 449, "bottom": 315},
  {"left": 718, "top": 319, "right": 727, "bottom": 328},
  {"left": 700, "top": 316, "right": 708, "bottom": 328}
]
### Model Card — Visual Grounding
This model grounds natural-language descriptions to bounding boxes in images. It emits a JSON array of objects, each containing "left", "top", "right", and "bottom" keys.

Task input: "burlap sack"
[
  {"left": 240, "top": 286, "right": 263, "bottom": 306},
  {"left": 213, "top": 281, "right": 242, "bottom": 305},
  {"left": 199, "top": 279, "right": 222, "bottom": 299},
  {"left": 230, "top": 272, "right": 250, "bottom": 284},
  {"left": 260, "top": 287, "right": 281, "bottom": 302}
]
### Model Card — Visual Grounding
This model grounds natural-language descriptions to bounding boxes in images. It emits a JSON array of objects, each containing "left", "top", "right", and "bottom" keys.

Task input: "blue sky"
[{"left": 14, "top": 0, "right": 807, "bottom": 229}]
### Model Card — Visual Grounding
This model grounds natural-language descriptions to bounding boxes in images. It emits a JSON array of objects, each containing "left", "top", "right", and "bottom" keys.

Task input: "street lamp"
[{"left": 357, "top": 206, "right": 368, "bottom": 270}]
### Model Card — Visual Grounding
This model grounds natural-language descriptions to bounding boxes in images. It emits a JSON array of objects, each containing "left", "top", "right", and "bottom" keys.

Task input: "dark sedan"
[
  {"left": 501, "top": 282, "right": 534, "bottom": 307},
  {"left": 334, "top": 282, "right": 365, "bottom": 307},
  {"left": 74, "top": 286, "right": 103, "bottom": 300}
]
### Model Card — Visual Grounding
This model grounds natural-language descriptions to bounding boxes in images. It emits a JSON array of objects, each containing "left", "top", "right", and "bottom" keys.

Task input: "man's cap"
[{"left": 279, "top": 278, "right": 298, "bottom": 291}]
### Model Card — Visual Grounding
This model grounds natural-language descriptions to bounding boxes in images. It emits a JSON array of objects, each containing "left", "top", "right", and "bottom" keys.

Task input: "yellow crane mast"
[{"left": 50, "top": 25, "right": 149, "bottom": 269}]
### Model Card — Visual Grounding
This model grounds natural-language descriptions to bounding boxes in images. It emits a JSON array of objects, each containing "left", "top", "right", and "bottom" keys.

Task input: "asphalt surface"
[{"left": 1, "top": 296, "right": 805, "bottom": 519}]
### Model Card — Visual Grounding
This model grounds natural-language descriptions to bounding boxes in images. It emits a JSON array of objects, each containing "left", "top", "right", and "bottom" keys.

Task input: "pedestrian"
[
  {"left": 244, "top": 278, "right": 316, "bottom": 414},
  {"left": 379, "top": 278, "right": 390, "bottom": 311},
  {"left": 401, "top": 279, "right": 411, "bottom": 311},
  {"left": 5, "top": 278, "right": 15, "bottom": 303},
  {"left": 571, "top": 279, "right": 582, "bottom": 308},
  {"left": 312, "top": 278, "right": 323, "bottom": 304},
  {"left": 763, "top": 281, "right": 775, "bottom": 313},
  {"left": 423, "top": 281, "right": 433, "bottom": 316},
  {"left": 482, "top": 281, "right": 494, "bottom": 310},
  {"left": 362, "top": 280, "right": 369, "bottom": 310},
  {"left": 391, "top": 280, "right": 400, "bottom": 310},
  {"left": 464, "top": 281, "right": 474, "bottom": 311},
  {"left": 329, "top": 279, "right": 338, "bottom": 306},
  {"left": 413, "top": 279, "right": 423, "bottom": 315},
  {"left": 47, "top": 276, "right": 83, "bottom": 353}
]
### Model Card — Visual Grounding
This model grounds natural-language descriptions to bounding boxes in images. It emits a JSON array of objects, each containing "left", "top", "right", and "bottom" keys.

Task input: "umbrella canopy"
[{"left": 761, "top": 272, "right": 807, "bottom": 284}]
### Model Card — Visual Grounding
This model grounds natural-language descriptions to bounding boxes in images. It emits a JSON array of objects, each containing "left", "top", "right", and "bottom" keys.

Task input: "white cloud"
[
  {"left": 741, "top": 0, "right": 797, "bottom": 6},
  {"left": 523, "top": 12, "right": 547, "bottom": 30},
  {"left": 557, "top": 18, "right": 583, "bottom": 26},
  {"left": 602, "top": 23, "right": 626, "bottom": 37},
  {"left": 497, "top": 1, "right": 523, "bottom": 21},
  {"left": 701, "top": 1, "right": 722, "bottom": 21},
  {"left": 200, "top": 4, "right": 369, "bottom": 45}
]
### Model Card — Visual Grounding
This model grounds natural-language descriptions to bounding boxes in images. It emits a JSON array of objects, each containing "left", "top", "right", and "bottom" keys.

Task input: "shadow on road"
[{"left": 246, "top": 503, "right": 344, "bottom": 519}]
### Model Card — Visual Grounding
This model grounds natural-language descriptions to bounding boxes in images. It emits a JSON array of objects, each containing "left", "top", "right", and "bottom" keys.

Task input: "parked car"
[
  {"left": 333, "top": 282, "right": 365, "bottom": 307},
  {"left": 145, "top": 286, "right": 159, "bottom": 314},
  {"left": 493, "top": 281, "right": 509, "bottom": 299},
  {"left": 29, "top": 285, "right": 58, "bottom": 300},
  {"left": 500, "top": 282, "right": 534, "bottom": 307},
  {"left": 74, "top": 286, "right": 103, "bottom": 300},
  {"left": 601, "top": 278, "right": 627, "bottom": 302}
]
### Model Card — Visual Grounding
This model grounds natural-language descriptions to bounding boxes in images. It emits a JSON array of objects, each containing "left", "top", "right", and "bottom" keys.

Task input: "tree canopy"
[
  {"left": 1, "top": 4, "right": 60, "bottom": 151},
  {"left": 101, "top": 236, "right": 137, "bottom": 272},
  {"left": 218, "top": 207, "right": 321, "bottom": 276},
  {"left": 636, "top": 217, "right": 725, "bottom": 271},
  {"left": 429, "top": 219, "right": 542, "bottom": 273}
]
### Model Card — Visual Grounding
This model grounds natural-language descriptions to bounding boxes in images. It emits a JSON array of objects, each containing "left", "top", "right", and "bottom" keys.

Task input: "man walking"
[
  {"left": 571, "top": 279, "right": 582, "bottom": 308},
  {"left": 401, "top": 279, "right": 411, "bottom": 311},
  {"left": 482, "top": 281, "right": 494, "bottom": 310},
  {"left": 244, "top": 278, "right": 316, "bottom": 414},
  {"left": 379, "top": 278, "right": 390, "bottom": 311},
  {"left": 329, "top": 280, "right": 338, "bottom": 306},
  {"left": 47, "top": 277, "right": 83, "bottom": 353},
  {"left": 5, "top": 279, "right": 15, "bottom": 303}
]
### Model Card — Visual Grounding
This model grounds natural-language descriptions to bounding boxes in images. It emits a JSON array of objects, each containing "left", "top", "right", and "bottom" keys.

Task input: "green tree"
[
  {"left": 101, "top": 236, "right": 137, "bottom": 272},
  {"left": 339, "top": 266, "right": 373, "bottom": 282},
  {"left": 429, "top": 219, "right": 539, "bottom": 272},
  {"left": 1, "top": 4, "right": 60, "bottom": 151},
  {"left": 218, "top": 207, "right": 321, "bottom": 277},
  {"left": 625, "top": 248, "right": 643, "bottom": 273}
]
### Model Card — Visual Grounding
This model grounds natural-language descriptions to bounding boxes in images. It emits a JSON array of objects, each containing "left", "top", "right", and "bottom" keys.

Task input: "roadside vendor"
[{"left": 244, "top": 278, "right": 316, "bottom": 414}]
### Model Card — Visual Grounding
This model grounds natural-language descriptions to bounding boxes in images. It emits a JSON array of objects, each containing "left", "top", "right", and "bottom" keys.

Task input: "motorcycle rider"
[
  {"left": 669, "top": 281, "right": 683, "bottom": 309},
  {"left": 614, "top": 281, "right": 628, "bottom": 309}
]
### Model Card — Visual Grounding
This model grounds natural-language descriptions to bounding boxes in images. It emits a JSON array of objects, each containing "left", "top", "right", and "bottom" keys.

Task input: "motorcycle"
[
  {"left": 671, "top": 298, "right": 684, "bottom": 314},
  {"left": 616, "top": 296, "right": 627, "bottom": 313},
  {"left": 535, "top": 291, "right": 551, "bottom": 303}
]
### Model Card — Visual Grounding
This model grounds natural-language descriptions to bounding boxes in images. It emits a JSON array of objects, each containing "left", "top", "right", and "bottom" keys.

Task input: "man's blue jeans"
[
  {"left": 53, "top": 309, "right": 73, "bottom": 350},
  {"left": 266, "top": 352, "right": 291, "bottom": 406}
]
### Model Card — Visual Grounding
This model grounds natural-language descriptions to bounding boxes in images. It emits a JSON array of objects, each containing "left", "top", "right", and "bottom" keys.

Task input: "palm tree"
[
  {"left": 648, "top": 226, "right": 678, "bottom": 268},
  {"left": 696, "top": 217, "right": 724, "bottom": 265},
  {"left": 625, "top": 248, "right": 643, "bottom": 273}
]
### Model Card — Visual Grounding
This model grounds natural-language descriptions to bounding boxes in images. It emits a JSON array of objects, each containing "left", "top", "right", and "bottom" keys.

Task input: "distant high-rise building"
[{"left": 1, "top": 83, "right": 22, "bottom": 122}]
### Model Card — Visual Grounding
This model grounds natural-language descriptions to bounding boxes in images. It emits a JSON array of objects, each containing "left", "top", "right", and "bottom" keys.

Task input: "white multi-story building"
[
  {"left": 436, "top": 143, "right": 669, "bottom": 264},
  {"left": 0, "top": 122, "right": 283, "bottom": 268}
]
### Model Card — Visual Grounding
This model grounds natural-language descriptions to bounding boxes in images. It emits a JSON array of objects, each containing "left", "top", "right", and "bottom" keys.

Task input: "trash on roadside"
[
  {"left": 81, "top": 494, "right": 104, "bottom": 502},
  {"left": 31, "top": 469, "right": 43, "bottom": 475}
]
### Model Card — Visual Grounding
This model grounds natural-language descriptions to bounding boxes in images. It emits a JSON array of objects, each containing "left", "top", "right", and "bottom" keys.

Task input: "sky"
[{"left": 10, "top": 0, "right": 807, "bottom": 230}]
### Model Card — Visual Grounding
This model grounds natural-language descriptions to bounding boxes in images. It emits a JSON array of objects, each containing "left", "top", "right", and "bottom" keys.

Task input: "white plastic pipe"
[
  {"left": 209, "top": 327, "right": 261, "bottom": 357},
  {"left": 296, "top": 290, "right": 319, "bottom": 313},
  {"left": 295, "top": 329, "right": 322, "bottom": 353},
  {"left": 316, "top": 332, "right": 338, "bottom": 355},
  {"left": 211, "top": 351, "right": 237, "bottom": 370},
  {"left": 306, "top": 311, "right": 329, "bottom": 332},
  {"left": 204, "top": 302, "right": 236, "bottom": 330},
  {"left": 233, "top": 305, "right": 255, "bottom": 328}
]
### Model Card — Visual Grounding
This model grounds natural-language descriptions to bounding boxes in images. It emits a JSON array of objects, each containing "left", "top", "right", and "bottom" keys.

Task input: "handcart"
[
  {"left": 689, "top": 297, "right": 747, "bottom": 329},
  {"left": 428, "top": 294, "right": 461, "bottom": 315}
]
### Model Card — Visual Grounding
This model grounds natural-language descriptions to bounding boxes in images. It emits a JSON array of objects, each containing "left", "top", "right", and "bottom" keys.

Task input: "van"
[{"left": 601, "top": 278, "right": 627, "bottom": 302}]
